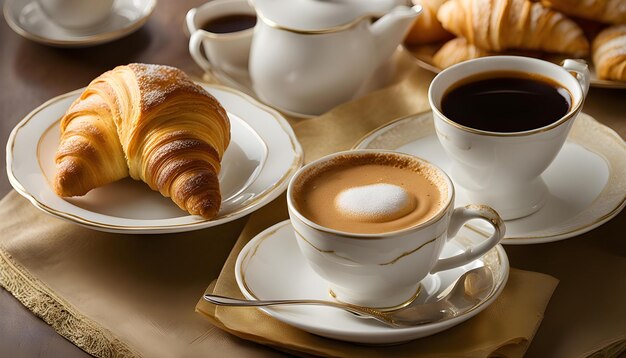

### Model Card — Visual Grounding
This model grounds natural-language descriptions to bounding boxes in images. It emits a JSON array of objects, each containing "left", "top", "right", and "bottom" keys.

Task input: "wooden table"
[{"left": 1, "top": 1, "right": 625, "bottom": 357}]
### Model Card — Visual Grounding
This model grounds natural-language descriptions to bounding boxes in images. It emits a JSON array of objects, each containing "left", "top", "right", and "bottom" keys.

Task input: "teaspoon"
[{"left": 204, "top": 266, "right": 494, "bottom": 328}]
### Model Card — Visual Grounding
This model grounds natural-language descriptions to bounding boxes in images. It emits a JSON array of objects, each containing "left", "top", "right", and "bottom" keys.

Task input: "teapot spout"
[{"left": 370, "top": 5, "right": 421, "bottom": 66}]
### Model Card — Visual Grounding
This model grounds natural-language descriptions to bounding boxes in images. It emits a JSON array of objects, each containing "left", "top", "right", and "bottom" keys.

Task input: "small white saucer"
[
  {"left": 355, "top": 112, "right": 626, "bottom": 244},
  {"left": 235, "top": 220, "right": 509, "bottom": 345},
  {"left": 7, "top": 84, "right": 303, "bottom": 234},
  {"left": 3, "top": 0, "right": 156, "bottom": 47}
]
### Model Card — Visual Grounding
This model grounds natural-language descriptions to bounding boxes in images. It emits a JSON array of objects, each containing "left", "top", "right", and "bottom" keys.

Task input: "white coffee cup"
[
  {"left": 286, "top": 150, "right": 505, "bottom": 308},
  {"left": 37, "top": 0, "right": 114, "bottom": 29},
  {"left": 187, "top": 0, "right": 255, "bottom": 79},
  {"left": 429, "top": 56, "right": 590, "bottom": 220}
]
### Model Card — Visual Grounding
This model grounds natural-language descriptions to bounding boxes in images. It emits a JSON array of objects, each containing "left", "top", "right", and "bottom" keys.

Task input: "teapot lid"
[{"left": 251, "top": 0, "right": 402, "bottom": 33}]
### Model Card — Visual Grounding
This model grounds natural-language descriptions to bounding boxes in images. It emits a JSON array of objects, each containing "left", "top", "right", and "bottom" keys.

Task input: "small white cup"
[
  {"left": 286, "top": 150, "right": 505, "bottom": 309},
  {"left": 429, "top": 56, "right": 590, "bottom": 220},
  {"left": 37, "top": 0, "right": 114, "bottom": 29},
  {"left": 187, "top": 0, "right": 255, "bottom": 79}
]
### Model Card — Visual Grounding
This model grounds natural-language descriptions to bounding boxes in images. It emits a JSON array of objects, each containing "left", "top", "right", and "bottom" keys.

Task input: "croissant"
[
  {"left": 593, "top": 25, "right": 626, "bottom": 80},
  {"left": 54, "top": 64, "right": 231, "bottom": 219},
  {"left": 54, "top": 93, "right": 129, "bottom": 197},
  {"left": 433, "top": 37, "right": 492, "bottom": 68},
  {"left": 541, "top": 0, "right": 626, "bottom": 25},
  {"left": 405, "top": 0, "right": 453, "bottom": 45},
  {"left": 437, "top": 0, "right": 590, "bottom": 56}
]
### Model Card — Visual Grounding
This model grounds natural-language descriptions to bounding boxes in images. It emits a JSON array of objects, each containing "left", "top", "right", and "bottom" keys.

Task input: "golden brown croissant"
[
  {"left": 541, "top": 0, "right": 626, "bottom": 25},
  {"left": 54, "top": 92, "right": 128, "bottom": 197},
  {"left": 433, "top": 37, "right": 492, "bottom": 68},
  {"left": 405, "top": 0, "right": 453, "bottom": 45},
  {"left": 593, "top": 25, "right": 626, "bottom": 80},
  {"left": 437, "top": 0, "right": 590, "bottom": 56},
  {"left": 54, "top": 64, "right": 231, "bottom": 219}
]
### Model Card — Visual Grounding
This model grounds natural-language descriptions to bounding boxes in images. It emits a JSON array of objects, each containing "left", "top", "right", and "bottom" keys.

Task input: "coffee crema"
[
  {"left": 291, "top": 153, "right": 447, "bottom": 234},
  {"left": 441, "top": 71, "right": 572, "bottom": 133},
  {"left": 201, "top": 14, "right": 256, "bottom": 34}
]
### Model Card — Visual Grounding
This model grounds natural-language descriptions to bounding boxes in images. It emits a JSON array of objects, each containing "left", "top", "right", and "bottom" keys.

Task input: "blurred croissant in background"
[
  {"left": 437, "top": 0, "right": 589, "bottom": 56},
  {"left": 404, "top": 0, "right": 626, "bottom": 81},
  {"left": 541, "top": 0, "right": 626, "bottom": 25},
  {"left": 432, "top": 37, "right": 492, "bottom": 69},
  {"left": 593, "top": 25, "right": 626, "bottom": 80},
  {"left": 405, "top": 0, "right": 453, "bottom": 45}
]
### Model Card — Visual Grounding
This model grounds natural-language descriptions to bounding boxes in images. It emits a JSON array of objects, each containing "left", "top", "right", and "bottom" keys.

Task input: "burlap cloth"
[{"left": 0, "top": 49, "right": 622, "bottom": 357}]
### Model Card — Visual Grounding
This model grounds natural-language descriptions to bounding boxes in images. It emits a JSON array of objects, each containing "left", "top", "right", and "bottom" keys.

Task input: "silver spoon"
[{"left": 204, "top": 266, "right": 494, "bottom": 328}]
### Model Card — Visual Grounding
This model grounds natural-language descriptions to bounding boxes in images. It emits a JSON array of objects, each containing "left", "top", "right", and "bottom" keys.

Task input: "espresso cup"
[
  {"left": 187, "top": 0, "right": 255, "bottom": 79},
  {"left": 429, "top": 56, "right": 590, "bottom": 220},
  {"left": 37, "top": 0, "right": 114, "bottom": 29},
  {"left": 286, "top": 150, "right": 505, "bottom": 308}
]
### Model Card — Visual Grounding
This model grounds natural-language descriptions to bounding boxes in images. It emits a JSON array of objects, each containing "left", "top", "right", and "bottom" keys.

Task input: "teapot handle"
[{"left": 189, "top": 30, "right": 213, "bottom": 72}]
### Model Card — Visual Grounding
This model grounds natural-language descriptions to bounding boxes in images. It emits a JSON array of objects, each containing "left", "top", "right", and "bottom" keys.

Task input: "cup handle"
[
  {"left": 562, "top": 59, "right": 590, "bottom": 98},
  {"left": 189, "top": 30, "right": 213, "bottom": 73},
  {"left": 430, "top": 205, "right": 505, "bottom": 273}
]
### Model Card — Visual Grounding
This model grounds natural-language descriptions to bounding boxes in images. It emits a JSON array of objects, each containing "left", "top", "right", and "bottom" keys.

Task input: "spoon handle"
[
  {"left": 203, "top": 294, "right": 397, "bottom": 326},
  {"left": 205, "top": 294, "right": 325, "bottom": 307}
]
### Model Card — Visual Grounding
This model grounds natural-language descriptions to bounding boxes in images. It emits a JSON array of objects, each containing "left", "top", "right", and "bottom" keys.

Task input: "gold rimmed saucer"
[
  {"left": 234, "top": 220, "right": 509, "bottom": 344},
  {"left": 6, "top": 84, "right": 303, "bottom": 234},
  {"left": 354, "top": 111, "right": 626, "bottom": 244},
  {"left": 3, "top": 0, "right": 156, "bottom": 47}
]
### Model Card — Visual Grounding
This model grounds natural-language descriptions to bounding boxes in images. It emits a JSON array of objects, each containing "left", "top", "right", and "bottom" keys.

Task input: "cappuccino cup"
[
  {"left": 187, "top": 0, "right": 255, "bottom": 79},
  {"left": 37, "top": 0, "right": 114, "bottom": 29},
  {"left": 287, "top": 150, "right": 505, "bottom": 308},
  {"left": 429, "top": 56, "right": 590, "bottom": 220}
]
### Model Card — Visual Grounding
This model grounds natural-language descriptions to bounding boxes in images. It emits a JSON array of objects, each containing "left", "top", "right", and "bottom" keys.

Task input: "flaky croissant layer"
[
  {"left": 53, "top": 63, "right": 231, "bottom": 219},
  {"left": 438, "top": 0, "right": 590, "bottom": 56}
]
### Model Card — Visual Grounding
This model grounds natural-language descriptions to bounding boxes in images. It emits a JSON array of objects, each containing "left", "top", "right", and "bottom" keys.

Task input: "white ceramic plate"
[
  {"left": 6, "top": 84, "right": 303, "bottom": 234},
  {"left": 354, "top": 111, "right": 626, "bottom": 244},
  {"left": 235, "top": 220, "right": 509, "bottom": 345},
  {"left": 3, "top": 0, "right": 156, "bottom": 47},
  {"left": 404, "top": 44, "right": 626, "bottom": 89}
]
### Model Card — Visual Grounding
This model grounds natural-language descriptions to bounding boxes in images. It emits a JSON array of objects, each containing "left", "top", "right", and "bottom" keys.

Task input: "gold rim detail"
[
  {"left": 328, "top": 284, "right": 422, "bottom": 312},
  {"left": 252, "top": 4, "right": 421, "bottom": 35}
]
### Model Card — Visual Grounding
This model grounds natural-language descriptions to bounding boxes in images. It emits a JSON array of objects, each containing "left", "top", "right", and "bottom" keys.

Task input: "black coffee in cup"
[
  {"left": 201, "top": 14, "right": 256, "bottom": 34},
  {"left": 441, "top": 71, "right": 572, "bottom": 133}
]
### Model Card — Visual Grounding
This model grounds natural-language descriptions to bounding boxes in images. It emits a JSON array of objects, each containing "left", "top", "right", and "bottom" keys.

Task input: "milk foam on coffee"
[
  {"left": 292, "top": 152, "right": 447, "bottom": 234},
  {"left": 335, "top": 183, "right": 417, "bottom": 222}
]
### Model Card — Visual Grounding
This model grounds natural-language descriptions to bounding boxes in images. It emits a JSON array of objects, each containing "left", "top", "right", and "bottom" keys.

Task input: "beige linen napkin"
[{"left": 0, "top": 191, "right": 288, "bottom": 358}]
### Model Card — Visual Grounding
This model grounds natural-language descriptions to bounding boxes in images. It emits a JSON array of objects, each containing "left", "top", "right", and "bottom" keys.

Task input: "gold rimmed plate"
[
  {"left": 234, "top": 220, "right": 509, "bottom": 344},
  {"left": 404, "top": 43, "right": 626, "bottom": 89},
  {"left": 354, "top": 111, "right": 626, "bottom": 244},
  {"left": 6, "top": 84, "right": 303, "bottom": 234},
  {"left": 3, "top": 0, "right": 156, "bottom": 47}
]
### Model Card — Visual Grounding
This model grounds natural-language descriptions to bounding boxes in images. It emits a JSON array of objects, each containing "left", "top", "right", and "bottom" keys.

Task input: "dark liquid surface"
[
  {"left": 201, "top": 14, "right": 256, "bottom": 34},
  {"left": 441, "top": 72, "right": 572, "bottom": 133}
]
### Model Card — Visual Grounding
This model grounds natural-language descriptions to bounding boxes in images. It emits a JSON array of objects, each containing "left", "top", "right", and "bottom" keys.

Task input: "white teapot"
[{"left": 249, "top": 0, "right": 421, "bottom": 115}]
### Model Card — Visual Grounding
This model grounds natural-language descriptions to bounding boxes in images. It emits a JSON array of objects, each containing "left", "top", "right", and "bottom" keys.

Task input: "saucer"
[
  {"left": 354, "top": 111, "right": 626, "bottom": 244},
  {"left": 234, "top": 220, "right": 509, "bottom": 345},
  {"left": 3, "top": 0, "right": 156, "bottom": 47},
  {"left": 7, "top": 84, "right": 303, "bottom": 234}
]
